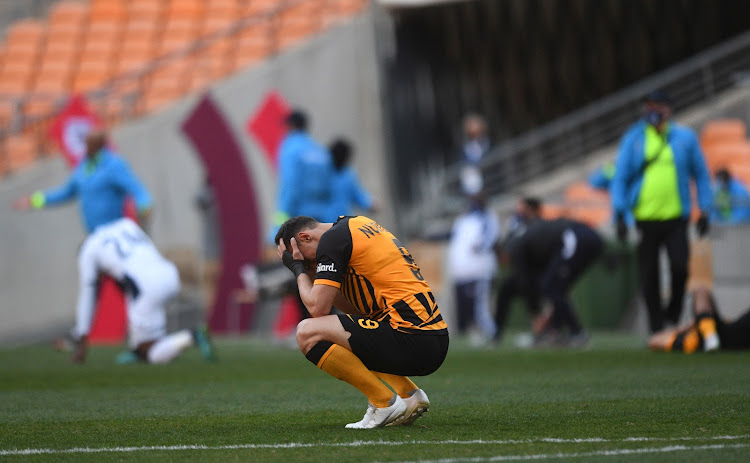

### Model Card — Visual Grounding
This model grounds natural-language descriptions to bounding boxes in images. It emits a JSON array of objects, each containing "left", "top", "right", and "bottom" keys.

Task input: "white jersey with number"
[{"left": 73, "top": 218, "right": 180, "bottom": 347}]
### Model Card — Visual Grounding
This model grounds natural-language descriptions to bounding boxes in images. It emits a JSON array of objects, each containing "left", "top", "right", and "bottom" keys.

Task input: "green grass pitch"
[{"left": 1, "top": 333, "right": 749, "bottom": 462}]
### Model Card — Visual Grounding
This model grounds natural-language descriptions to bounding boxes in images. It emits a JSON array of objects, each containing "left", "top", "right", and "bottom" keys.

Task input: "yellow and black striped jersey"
[{"left": 314, "top": 216, "right": 448, "bottom": 335}]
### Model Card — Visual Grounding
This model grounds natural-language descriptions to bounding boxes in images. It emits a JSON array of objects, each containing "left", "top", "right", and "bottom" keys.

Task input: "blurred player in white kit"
[{"left": 66, "top": 217, "right": 215, "bottom": 364}]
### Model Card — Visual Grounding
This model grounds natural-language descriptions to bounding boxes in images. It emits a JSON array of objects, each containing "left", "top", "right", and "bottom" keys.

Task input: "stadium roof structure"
[{"left": 377, "top": 0, "right": 473, "bottom": 8}]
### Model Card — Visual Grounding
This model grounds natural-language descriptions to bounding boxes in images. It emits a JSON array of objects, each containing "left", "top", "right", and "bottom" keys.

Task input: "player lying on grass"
[
  {"left": 64, "top": 217, "right": 216, "bottom": 364},
  {"left": 648, "top": 286, "right": 750, "bottom": 353},
  {"left": 275, "top": 216, "right": 449, "bottom": 429}
]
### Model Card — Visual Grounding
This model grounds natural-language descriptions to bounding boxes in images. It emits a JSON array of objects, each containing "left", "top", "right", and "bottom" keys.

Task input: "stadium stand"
[
  {"left": 700, "top": 118, "right": 747, "bottom": 148},
  {"left": 700, "top": 118, "right": 750, "bottom": 174},
  {"left": 0, "top": 0, "right": 368, "bottom": 175}
]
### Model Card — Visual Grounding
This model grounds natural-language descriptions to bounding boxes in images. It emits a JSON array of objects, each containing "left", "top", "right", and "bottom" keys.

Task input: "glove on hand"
[
  {"left": 616, "top": 213, "right": 628, "bottom": 243},
  {"left": 696, "top": 214, "right": 710, "bottom": 238},
  {"left": 282, "top": 249, "right": 307, "bottom": 278}
]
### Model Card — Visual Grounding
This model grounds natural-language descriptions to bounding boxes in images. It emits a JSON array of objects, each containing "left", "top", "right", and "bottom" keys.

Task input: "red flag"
[{"left": 48, "top": 95, "right": 103, "bottom": 168}]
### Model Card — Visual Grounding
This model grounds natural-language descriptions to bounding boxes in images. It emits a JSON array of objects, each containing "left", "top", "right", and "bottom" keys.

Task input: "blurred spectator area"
[
  {"left": 536, "top": 117, "right": 750, "bottom": 230},
  {"left": 0, "top": 0, "right": 368, "bottom": 177}
]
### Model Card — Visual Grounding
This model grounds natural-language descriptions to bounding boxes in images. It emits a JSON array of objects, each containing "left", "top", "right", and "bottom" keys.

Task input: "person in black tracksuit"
[{"left": 497, "top": 218, "right": 604, "bottom": 345}]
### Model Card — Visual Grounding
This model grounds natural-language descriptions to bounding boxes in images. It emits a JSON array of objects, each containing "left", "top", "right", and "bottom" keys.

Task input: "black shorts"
[{"left": 338, "top": 314, "right": 449, "bottom": 376}]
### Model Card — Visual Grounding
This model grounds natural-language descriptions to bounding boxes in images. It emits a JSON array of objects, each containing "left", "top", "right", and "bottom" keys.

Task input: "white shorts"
[{"left": 126, "top": 260, "right": 180, "bottom": 348}]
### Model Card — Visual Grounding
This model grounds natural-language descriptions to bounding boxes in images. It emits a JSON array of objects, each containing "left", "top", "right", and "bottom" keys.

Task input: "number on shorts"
[{"left": 358, "top": 319, "right": 379, "bottom": 329}]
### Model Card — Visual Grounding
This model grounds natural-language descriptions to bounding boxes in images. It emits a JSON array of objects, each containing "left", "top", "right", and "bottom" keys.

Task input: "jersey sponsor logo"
[{"left": 317, "top": 262, "right": 336, "bottom": 273}]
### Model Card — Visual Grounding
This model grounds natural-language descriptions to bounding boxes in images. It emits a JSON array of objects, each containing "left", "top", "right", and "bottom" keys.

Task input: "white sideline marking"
[
  {"left": 1, "top": 435, "right": 748, "bottom": 457},
  {"left": 386, "top": 443, "right": 750, "bottom": 462}
]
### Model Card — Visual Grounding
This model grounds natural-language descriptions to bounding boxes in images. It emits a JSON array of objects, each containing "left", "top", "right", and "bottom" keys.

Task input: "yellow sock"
[
  {"left": 698, "top": 317, "right": 717, "bottom": 338},
  {"left": 374, "top": 372, "right": 418, "bottom": 398},
  {"left": 317, "top": 344, "right": 394, "bottom": 408}
]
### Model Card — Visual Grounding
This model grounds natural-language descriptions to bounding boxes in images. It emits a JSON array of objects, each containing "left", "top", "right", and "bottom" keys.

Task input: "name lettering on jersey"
[
  {"left": 317, "top": 262, "right": 336, "bottom": 273},
  {"left": 358, "top": 221, "right": 384, "bottom": 239}
]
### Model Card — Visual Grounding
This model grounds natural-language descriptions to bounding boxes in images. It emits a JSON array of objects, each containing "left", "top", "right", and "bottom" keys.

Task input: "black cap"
[
  {"left": 284, "top": 109, "right": 308, "bottom": 131},
  {"left": 643, "top": 89, "right": 672, "bottom": 106}
]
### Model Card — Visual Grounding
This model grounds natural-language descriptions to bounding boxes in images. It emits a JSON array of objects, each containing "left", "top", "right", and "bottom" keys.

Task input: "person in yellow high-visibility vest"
[{"left": 611, "top": 90, "right": 713, "bottom": 333}]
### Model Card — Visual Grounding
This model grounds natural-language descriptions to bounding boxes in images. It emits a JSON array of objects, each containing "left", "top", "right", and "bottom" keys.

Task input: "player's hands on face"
[
  {"left": 277, "top": 238, "right": 304, "bottom": 261},
  {"left": 278, "top": 238, "right": 307, "bottom": 277}
]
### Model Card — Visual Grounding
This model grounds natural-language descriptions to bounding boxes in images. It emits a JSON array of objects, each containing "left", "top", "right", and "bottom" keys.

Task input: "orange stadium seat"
[
  {"left": 33, "top": 61, "right": 76, "bottom": 93},
  {"left": 567, "top": 205, "right": 612, "bottom": 228},
  {"left": 24, "top": 98, "right": 63, "bottom": 120},
  {"left": 322, "top": 0, "right": 367, "bottom": 26},
  {"left": 0, "top": 99, "right": 20, "bottom": 126},
  {"left": 704, "top": 142, "right": 750, "bottom": 173},
  {"left": 563, "top": 181, "right": 610, "bottom": 205},
  {"left": 118, "top": 20, "right": 160, "bottom": 69},
  {"left": 0, "top": 61, "right": 37, "bottom": 93},
  {"left": 0, "top": 75, "right": 29, "bottom": 94},
  {"left": 82, "top": 20, "right": 124, "bottom": 46},
  {"left": 48, "top": 1, "right": 89, "bottom": 26},
  {"left": 277, "top": 1, "right": 322, "bottom": 50},
  {"left": 116, "top": 41, "right": 156, "bottom": 75},
  {"left": 141, "top": 58, "right": 192, "bottom": 111},
  {"left": 336, "top": 0, "right": 368, "bottom": 14},
  {"left": 729, "top": 164, "right": 750, "bottom": 187},
  {"left": 541, "top": 203, "right": 569, "bottom": 220},
  {"left": 232, "top": 24, "right": 271, "bottom": 71},
  {"left": 193, "top": 38, "right": 234, "bottom": 81},
  {"left": 1, "top": 20, "right": 46, "bottom": 94},
  {"left": 245, "top": 0, "right": 282, "bottom": 16},
  {"left": 77, "top": 55, "right": 113, "bottom": 76},
  {"left": 6, "top": 19, "right": 46, "bottom": 48},
  {"left": 158, "top": 19, "right": 200, "bottom": 55},
  {"left": 89, "top": 0, "right": 128, "bottom": 22},
  {"left": 45, "top": 23, "right": 85, "bottom": 50},
  {"left": 207, "top": 0, "right": 242, "bottom": 14},
  {"left": 116, "top": 53, "right": 155, "bottom": 76},
  {"left": 166, "top": 0, "right": 205, "bottom": 22},
  {"left": 129, "top": 0, "right": 167, "bottom": 17},
  {"left": 202, "top": 0, "right": 241, "bottom": 35},
  {"left": 700, "top": 119, "right": 747, "bottom": 148},
  {"left": 202, "top": 16, "right": 235, "bottom": 36},
  {"left": 122, "top": 17, "right": 161, "bottom": 39},
  {"left": 40, "top": 36, "right": 81, "bottom": 60},
  {"left": 72, "top": 67, "right": 112, "bottom": 93}
]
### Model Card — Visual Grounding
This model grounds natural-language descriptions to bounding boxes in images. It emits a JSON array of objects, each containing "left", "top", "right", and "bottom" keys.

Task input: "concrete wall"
[{"left": 0, "top": 13, "right": 391, "bottom": 345}]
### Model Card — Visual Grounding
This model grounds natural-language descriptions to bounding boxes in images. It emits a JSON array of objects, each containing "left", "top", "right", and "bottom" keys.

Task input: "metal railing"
[
  {"left": 0, "top": 0, "right": 368, "bottom": 176},
  {"left": 402, "top": 29, "right": 750, "bottom": 237}
]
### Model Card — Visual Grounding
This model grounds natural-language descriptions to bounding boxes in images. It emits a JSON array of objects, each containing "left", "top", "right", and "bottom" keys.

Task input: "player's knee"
[{"left": 296, "top": 319, "right": 317, "bottom": 354}]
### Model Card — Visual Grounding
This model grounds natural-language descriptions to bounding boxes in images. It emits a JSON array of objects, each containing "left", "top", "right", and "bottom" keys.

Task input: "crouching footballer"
[{"left": 275, "top": 215, "right": 449, "bottom": 428}]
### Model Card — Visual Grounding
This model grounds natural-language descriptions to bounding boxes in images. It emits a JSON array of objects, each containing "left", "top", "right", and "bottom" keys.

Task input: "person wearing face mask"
[{"left": 610, "top": 89, "right": 713, "bottom": 333}]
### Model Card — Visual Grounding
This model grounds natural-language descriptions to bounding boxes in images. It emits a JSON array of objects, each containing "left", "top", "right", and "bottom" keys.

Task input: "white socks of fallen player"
[{"left": 147, "top": 330, "right": 194, "bottom": 364}]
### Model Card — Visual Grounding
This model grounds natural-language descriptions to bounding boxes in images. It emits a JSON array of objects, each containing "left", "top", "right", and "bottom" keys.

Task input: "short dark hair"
[
  {"left": 715, "top": 168, "right": 731, "bottom": 184},
  {"left": 643, "top": 89, "right": 672, "bottom": 106},
  {"left": 285, "top": 109, "right": 308, "bottom": 131},
  {"left": 274, "top": 216, "right": 319, "bottom": 249},
  {"left": 329, "top": 138, "right": 352, "bottom": 171}
]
